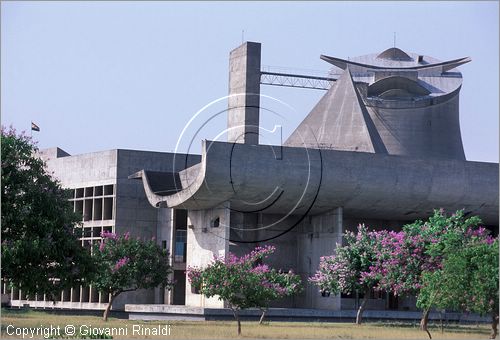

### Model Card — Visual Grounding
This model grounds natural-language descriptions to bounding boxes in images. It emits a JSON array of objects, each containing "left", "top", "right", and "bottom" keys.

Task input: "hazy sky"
[{"left": 2, "top": 1, "right": 498, "bottom": 162}]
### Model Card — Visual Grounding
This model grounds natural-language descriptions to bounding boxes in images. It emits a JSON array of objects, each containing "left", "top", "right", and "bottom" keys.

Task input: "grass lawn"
[{"left": 0, "top": 309, "right": 493, "bottom": 339}]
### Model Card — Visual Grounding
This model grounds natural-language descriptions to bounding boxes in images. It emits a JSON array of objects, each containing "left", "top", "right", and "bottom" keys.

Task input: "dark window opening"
[
  {"left": 174, "top": 230, "right": 187, "bottom": 263},
  {"left": 104, "top": 184, "right": 114, "bottom": 196},
  {"left": 75, "top": 188, "right": 84, "bottom": 198},
  {"left": 175, "top": 209, "right": 188, "bottom": 229},
  {"left": 173, "top": 270, "right": 186, "bottom": 304},
  {"left": 84, "top": 187, "right": 93, "bottom": 197},
  {"left": 94, "top": 186, "right": 103, "bottom": 196}
]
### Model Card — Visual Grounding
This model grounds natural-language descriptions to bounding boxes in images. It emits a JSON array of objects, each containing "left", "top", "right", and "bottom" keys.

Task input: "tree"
[
  {"left": 369, "top": 228, "right": 437, "bottom": 338},
  {"left": 187, "top": 245, "right": 302, "bottom": 336},
  {"left": 458, "top": 241, "right": 499, "bottom": 339},
  {"left": 1, "top": 126, "right": 95, "bottom": 300},
  {"left": 310, "top": 224, "right": 379, "bottom": 324},
  {"left": 366, "top": 210, "right": 484, "bottom": 339},
  {"left": 417, "top": 224, "right": 498, "bottom": 338},
  {"left": 91, "top": 231, "right": 173, "bottom": 321}
]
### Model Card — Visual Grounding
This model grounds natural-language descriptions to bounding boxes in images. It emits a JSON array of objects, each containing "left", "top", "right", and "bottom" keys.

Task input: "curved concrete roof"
[
  {"left": 322, "top": 49, "right": 470, "bottom": 72},
  {"left": 320, "top": 48, "right": 470, "bottom": 101},
  {"left": 134, "top": 140, "right": 499, "bottom": 225},
  {"left": 377, "top": 47, "right": 413, "bottom": 61}
]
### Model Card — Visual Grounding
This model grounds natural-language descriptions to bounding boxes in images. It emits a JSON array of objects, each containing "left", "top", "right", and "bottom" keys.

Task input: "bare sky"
[{"left": 1, "top": 1, "right": 498, "bottom": 162}]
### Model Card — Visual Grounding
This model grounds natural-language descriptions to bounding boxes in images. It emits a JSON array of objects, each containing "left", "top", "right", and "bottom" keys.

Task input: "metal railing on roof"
[{"left": 260, "top": 65, "right": 340, "bottom": 90}]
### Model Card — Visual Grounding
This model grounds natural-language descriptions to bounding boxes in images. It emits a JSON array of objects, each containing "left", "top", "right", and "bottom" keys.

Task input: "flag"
[{"left": 31, "top": 122, "right": 40, "bottom": 132}]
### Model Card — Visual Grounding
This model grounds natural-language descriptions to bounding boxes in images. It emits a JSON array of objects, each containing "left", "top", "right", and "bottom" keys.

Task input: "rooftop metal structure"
[{"left": 260, "top": 66, "right": 338, "bottom": 90}]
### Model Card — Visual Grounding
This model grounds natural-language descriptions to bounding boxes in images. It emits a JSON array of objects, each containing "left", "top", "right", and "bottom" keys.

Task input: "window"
[
  {"left": 174, "top": 230, "right": 187, "bottom": 263},
  {"left": 71, "top": 185, "right": 114, "bottom": 221}
]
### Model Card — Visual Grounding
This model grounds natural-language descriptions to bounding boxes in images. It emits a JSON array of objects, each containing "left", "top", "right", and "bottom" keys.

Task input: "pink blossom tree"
[
  {"left": 310, "top": 224, "right": 380, "bottom": 324},
  {"left": 364, "top": 210, "right": 484, "bottom": 339},
  {"left": 187, "top": 245, "right": 302, "bottom": 336},
  {"left": 92, "top": 231, "right": 172, "bottom": 321}
]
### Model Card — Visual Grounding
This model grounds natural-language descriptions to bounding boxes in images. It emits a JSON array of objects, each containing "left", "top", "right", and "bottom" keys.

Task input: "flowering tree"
[
  {"left": 187, "top": 246, "right": 302, "bottom": 335},
  {"left": 1, "top": 126, "right": 95, "bottom": 300},
  {"left": 92, "top": 231, "right": 172, "bottom": 321},
  {"left": 310, "top": 224, "right": 379, "bottom": 324},
  {"left": 365, "top": 210, "right": 484, "bottom": 339}
]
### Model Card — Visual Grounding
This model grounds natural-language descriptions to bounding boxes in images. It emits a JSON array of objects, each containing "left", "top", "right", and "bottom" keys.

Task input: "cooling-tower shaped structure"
[{"left": 285, "top": 47, "right": 470, "bottom": 160}]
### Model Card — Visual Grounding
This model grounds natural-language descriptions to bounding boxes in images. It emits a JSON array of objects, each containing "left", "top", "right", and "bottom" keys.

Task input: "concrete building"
[
  {"left": 132, "top": 42, "right": 498, "bottom": 312},
  {"left": 6, "top": 42, "right": 498, "bottom": 316},
  {"left": 6, "top": 148, "right": 200, "bottom": 310}
]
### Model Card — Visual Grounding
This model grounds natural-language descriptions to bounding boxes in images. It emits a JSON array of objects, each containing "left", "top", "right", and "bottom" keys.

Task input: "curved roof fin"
[
  {"left": 320, "top": 54, "right": 471, "bottom": 71},
  {"left": 377, "top": 47, "right": 413, "bottom": 61}
]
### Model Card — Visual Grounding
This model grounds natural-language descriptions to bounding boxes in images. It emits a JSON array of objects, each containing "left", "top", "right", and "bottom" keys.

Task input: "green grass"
[{"left": 0, "top": 309, "right": 493, "bottom": 339}]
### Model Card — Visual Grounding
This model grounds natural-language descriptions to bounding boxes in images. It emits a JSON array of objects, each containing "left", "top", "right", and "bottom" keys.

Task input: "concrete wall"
[
  {"left": 365, "top": 93, "right": 465, "bottom": 160},
  {"left": 229, "top": 212, "right": 302, "bottom": 308},
  {"left": 185, "top": 204, "right": 230, "bottom": 307},
  {"left": 226, "top": 208, "right": 343, "bottom": 310},
  {"left": 296, "top": 208, "right": 343, "bottom": 310},
  {"left": 42, "top": 149, "right": 117, "bottom": 187}
]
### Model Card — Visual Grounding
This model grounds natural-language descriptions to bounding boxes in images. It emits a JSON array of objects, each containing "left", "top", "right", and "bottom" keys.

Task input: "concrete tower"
[
  {"left": 285, "top": 47, "right": 471, "bottom": 160},
  {"left": 227, "top": 42, "right": 261, "bottom": 145}
]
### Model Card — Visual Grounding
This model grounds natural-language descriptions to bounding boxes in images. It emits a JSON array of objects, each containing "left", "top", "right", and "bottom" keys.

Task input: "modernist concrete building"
[
  {"left": 6, "top": 42, "right": 498, "bottom": 316},
  {"left": 6, "top": 148, "right": 200, "bottom": 310}
]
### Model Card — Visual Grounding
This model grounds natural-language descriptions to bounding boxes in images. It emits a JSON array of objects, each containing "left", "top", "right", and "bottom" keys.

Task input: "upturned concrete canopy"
[{"left": 132, "top": 140, "right": 498, "bottom": 225}]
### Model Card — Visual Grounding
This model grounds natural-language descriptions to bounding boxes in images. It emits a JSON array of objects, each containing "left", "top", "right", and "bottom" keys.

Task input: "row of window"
[
  {"left": 73, "top": 198, "right": 114, "bottom": 221},
  {"left": 70, "top": 185, "right": 114, "bottom": 199},
  {"left": 78, "top": 225, "right": 113, "bottom": 239},
  {"left": 2, "top": 282, "right": 111, "bottom": 304}
]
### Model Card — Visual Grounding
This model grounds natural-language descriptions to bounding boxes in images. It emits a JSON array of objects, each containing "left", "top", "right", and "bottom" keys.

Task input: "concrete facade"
[{"left": 8, "top": 42, "right": 498, "bottom": 316}]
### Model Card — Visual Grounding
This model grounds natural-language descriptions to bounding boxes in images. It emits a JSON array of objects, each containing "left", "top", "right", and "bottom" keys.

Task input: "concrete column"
[
  {"left": 185, "top": 203, "right": 230, "bottom": 307},
  {"left": 228, "top": 41, "right": 261, "bottom": 145},
  {"left": 297, "top": 207, "right": 343, "bottom": 310},
  {"left": 155, "top": 207, "right": 174, "bottom": 304}
]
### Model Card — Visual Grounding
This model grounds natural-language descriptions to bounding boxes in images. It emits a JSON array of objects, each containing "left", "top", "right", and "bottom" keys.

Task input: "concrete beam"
[{"left": 141, "top": 140, "right": 498, "bottom": 225}]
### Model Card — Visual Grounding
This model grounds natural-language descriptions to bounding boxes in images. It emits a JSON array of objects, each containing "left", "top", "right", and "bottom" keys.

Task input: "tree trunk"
[
  {"left": 230, "top": 307, "right": 241, "bottom": 336},
  {"left": 103, "top": 294, "right": 117, "bottom": 322},
  {"left": 259, "top": 308, "right": 267, "bottom": 325},
  {"left": 490, "top": 312, "right": 499, "bottom": 339},
  {"left": 356, "top": 288, "right": 370, "bottom": 325},
  {"left": 420, "top": 308, "right": 432, "bottom": 339}
]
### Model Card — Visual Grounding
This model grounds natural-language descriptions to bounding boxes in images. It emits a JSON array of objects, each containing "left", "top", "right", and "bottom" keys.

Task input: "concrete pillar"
[
  {"left": 297, "top": 207, "right": 343, "bottom": 310},
  {"left": 156, "top": 207, "right": 174, "bottom": 304},
  {"left": 185, "top": 203, "right": 230, "bottom": 307},
  {"left": 228, "top": 41, "right": 261, "bottom": 145}
]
